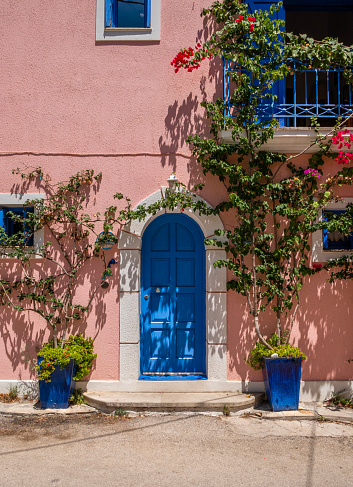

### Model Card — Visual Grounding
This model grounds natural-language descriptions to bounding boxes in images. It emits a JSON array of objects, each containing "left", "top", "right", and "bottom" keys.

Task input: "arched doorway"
[{"left": 140, "top": 213, "right": 206, "bottom": 378}]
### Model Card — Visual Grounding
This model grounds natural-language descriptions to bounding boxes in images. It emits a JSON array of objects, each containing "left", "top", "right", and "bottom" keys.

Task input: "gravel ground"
[{"left": 1, "top": 412, "right": 353, "bottom": 487}]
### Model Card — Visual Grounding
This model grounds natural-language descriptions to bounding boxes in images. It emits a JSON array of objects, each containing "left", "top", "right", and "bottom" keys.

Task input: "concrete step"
[{"left": 83, "top": 391, "right": 264, "bottom": 413}]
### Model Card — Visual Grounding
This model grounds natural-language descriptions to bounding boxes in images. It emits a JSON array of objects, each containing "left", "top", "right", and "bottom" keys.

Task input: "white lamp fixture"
[{"left": 167, "top": 172, "right": 178, "bottom": 193}]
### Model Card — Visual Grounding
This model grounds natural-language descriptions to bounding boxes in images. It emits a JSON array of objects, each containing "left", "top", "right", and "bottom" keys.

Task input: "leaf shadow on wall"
[
  {"left": 159, "top": 22, "right": 223, "bottom": 190},
  {"left": 227, "top": 274, "right": 353, "bottom": 398},
  {"left": 0, "top": 175, "right": 115, "bottom": 382}
]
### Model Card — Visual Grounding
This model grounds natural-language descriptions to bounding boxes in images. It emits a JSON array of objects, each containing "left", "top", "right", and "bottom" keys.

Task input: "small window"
[
  {"left": 0, "top": 207, "right": 34, "bottom": 246},
  {"left": 96, "top": 0, "right": 160, "bottom": 42},
  {"left": 322, "top": 210, "right": 353, "bottom": 251},
  {"left": 105, "top": 0, "right": 151, "bottom": 28}
]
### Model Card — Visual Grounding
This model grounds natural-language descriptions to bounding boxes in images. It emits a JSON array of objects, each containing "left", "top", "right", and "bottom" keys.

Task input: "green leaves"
[
  {"left": 1, "top": 168, "right": 132, "bottom": 351},
  {"left": 165, "top": 0, "right": 353, "bottom": 352},
  {"left": 246, "top": 334, "right": 307, "bottom": 370},
  {"left": 36, "top": 335, "right": 97, "bottom": 381}
]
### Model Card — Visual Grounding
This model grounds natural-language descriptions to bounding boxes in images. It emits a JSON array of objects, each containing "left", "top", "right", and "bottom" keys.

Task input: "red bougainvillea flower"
[
  {"left": 249, "top": 24, "right": 254, "bottom": 32},
  {"left": 312, "top": 263, "right": 323, "bottom": 272},
  {"left": 236, "top": 15, "right": 244, "bottom": 23},
  {"left": 248, "top": 16, "right": 256, "bottom": 22},
  {"left": 171, "top": 43, "right": 212, "bottom": 73},
  {"left": 332, "top": 129, "right": 353, "bottom": 164}
]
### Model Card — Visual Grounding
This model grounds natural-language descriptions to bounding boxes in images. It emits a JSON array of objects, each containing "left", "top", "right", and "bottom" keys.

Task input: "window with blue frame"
[
  {"left": 0, "top": 207, "right": 34, "bottom": 246},
  {"left": 322, "top": 210, "right": 353, "bottom": 251},
  {"left": 105, "top": 0, "right": 151, "bottom": 28}
]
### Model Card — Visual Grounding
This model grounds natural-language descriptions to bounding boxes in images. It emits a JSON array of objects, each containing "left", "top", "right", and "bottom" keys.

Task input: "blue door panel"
[
  {"left": 141, "top": 214, "right": 206, "bottom": 376},
  {"left": 176, "top": 329, "right": 195, "bottom": 358},
  {"left": 151, "top": 258, "right": 170, "bottom": 286},
  {"left": 176, "top": 258, "right": 195, "bottom": 286},
  {"left": 176, "top": 223, "right": 195, "bottom": 251}
]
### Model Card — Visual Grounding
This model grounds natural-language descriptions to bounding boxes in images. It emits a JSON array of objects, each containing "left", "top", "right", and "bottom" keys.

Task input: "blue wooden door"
[{"left": 141, "top": 214, "right": 206, "bottom": 376}]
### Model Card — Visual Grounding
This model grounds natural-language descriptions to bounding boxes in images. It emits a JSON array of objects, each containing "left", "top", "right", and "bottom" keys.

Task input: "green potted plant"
[
  {"left": 126, "top": 0, "right": 353, "bottom": 410},
  {"left": 0, "top": 167, "right": 130, "bottom": 408}
]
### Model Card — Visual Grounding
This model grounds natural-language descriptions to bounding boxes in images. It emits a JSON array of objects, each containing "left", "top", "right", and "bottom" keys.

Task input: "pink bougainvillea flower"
[{"left": 304, "top": 168, "right": 321, "bottom": 178}]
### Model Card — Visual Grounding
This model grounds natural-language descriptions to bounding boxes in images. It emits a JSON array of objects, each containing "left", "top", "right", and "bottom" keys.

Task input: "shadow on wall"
[
  {"left": 0, "top": 255, "right": 117, "bottom": 379},
  {"left": 159, "top": 23, "right": 223, "bottom": 189},
  {"left": 299, "top": 275, "right": 353, "bottom": 400},
  {"left": 226, "top": 274, "right": 353, "bottom": 399},
  {"left": 0, "top": 175, "right": 118, "bottom": 380}
]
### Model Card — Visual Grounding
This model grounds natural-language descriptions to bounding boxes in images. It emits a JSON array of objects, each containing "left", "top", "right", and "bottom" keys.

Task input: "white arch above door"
[{"left": 118, "top": 188, "right": 227, "bottom": 384}]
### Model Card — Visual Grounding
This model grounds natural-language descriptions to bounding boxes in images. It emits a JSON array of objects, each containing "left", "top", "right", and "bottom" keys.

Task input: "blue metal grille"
[{"left": 223, "top": 58, "right": 353, "bottom": 127}]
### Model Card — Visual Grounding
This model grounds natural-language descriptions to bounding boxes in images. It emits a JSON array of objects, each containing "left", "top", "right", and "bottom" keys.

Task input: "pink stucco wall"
[{"left": 0, "top": 1, "right": 352, "bottom": 384}]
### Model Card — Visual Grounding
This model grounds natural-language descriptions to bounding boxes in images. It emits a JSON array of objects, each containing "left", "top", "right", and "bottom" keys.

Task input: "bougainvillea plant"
[
  {"left": 126, "top": 1, "right": 353, "bottom": 368},
  {"left": 0, "top": 167, "right": 131, "bottom": 379}
]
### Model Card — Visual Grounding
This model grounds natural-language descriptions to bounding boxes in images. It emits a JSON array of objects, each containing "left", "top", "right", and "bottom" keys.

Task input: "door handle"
[{"left": 144, "top": 295, "right": 149, "bottom": 300}]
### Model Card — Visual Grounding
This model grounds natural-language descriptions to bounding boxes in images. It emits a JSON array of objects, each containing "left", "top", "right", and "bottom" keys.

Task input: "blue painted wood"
[
  {"left": 0, "top": 208, "right": 5, "bottom": 234},
  {"left": 246, "top": 1, "right": 286, "bottom": 126},
  {"left": 105, "top": 0, "right": 115, "bottom": 28},
  {"left": 145, "top": 0, "right": 151, "bottom": 28},
  {"left": 225, "top": 4, "right": 353, "bottom": 126},
  {"left": 141, "top": 214, "right": 206, "bottom": 377},
  {"left": 224, "top": 60, "right": 353, "bottom": 127},
  {"left": 38, "top": 357, "right": 76, "bottom": 409},
  {"left": 262, "top": 357, "right": 302, "bottom": 411},
  {"left": 139, "top": 374, "right": 207, "bottom": 381}
]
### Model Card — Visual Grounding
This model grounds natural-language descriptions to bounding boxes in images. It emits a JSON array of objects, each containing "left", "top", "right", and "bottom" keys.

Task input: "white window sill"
[
  {"left": 0, "top": 246, "right": 42, "bottom": 259},
  {"left": 220, "top": 128, "right": 353, "bottom": 154},
  {"left": 105, "top": 28, "right": 152, "bottom": 32},
  {"left": 96, "top": 0, "right": 161, "bottom": 42}
]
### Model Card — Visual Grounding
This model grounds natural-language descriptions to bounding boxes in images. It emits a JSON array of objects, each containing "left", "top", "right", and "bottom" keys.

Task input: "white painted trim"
[
  {"left": 0, "top": 194, "right": 45, "bottom": 258},
  {"left": 96, "top": 0, "right": 161, "bottom": 42},
  {"left": 220, "top": 128, "right": 348, "bottom": 154},
  {"left": 312, "top": 198, "right": 353, "bottom": 262},
  {"left": 76, "top": 379, "right": 353, "bottom": 402},
  {"left": 118, "top": 189, "right": 227, "bottom": 384}
]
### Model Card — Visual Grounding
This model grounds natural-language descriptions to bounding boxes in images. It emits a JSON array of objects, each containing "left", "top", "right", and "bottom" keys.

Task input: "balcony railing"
[{"left": 223, "top": 59, "right": 353, "bottom": 127}]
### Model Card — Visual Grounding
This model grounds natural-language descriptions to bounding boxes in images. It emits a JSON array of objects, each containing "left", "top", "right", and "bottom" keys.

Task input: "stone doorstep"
[{"left": 82, "top": 391, "right": 264, "bottom": 414}]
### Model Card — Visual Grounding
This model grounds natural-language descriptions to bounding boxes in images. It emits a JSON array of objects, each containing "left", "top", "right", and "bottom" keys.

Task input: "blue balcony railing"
[{"left": 223, "top": 59, "right": 353, "bottom": 127}]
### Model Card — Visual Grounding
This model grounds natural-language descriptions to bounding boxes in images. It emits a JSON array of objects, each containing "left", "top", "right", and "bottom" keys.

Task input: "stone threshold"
[{"left": 83, "top": 391, "right": 264, "bottom": 414}]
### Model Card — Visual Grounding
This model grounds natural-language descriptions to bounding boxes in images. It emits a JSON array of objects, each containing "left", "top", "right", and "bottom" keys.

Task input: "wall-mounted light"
[{"left": 167, "top": 172, "right": 178, "bottom": 193}]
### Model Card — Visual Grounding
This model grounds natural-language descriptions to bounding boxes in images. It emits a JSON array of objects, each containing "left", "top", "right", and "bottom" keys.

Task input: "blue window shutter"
[
  {"left": 0, "top": 208, "right": 5, "bottom": 235},
  {"left": 105, "top": 0, "right": 115, "bottom": 28},
  {"left": 322, "top": 212, "right": 328, "bottom": 249},
  {"left": 246, "top": 1, "right": 285, "bottom": 20},
  {"left": 246, "top": 1, "right": 286, "bottom": 126},
  {"left": 145, "top": 0, "right": 151, "bottom": 28}
]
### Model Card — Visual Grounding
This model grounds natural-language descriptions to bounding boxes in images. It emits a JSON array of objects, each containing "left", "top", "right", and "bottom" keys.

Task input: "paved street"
[{"left": 0, "top": 412, "right": 353, "bottom": 487}]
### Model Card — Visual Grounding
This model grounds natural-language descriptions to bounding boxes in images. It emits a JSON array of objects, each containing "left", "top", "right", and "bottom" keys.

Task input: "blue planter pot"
[
  {"left": 37, "top": 357, "right": 76, "bottom": 409},
  {"left": 261, "top": 357, "right": 302, "bottom": 412}
]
